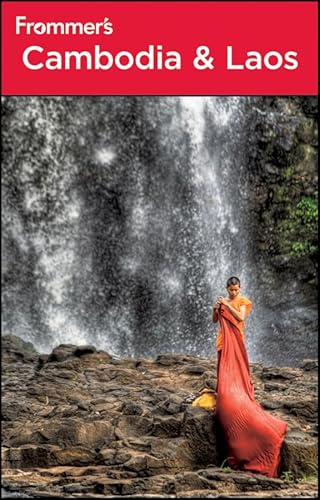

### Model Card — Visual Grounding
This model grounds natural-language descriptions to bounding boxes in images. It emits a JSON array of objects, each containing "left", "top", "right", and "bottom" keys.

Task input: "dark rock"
[
  {"left": 47, "top": 344, "right": 98, "bottom": 363},
  {"left": 245, "top": 96, "right": 318, "bottom": 370},
  {"left": 116, "top": 413, "right": 154, "bottom": 438},
  {"left": 261, "top": 400, "right": 283, "bottom": 410},
  {"left": 1, "top": 347, "right": 318, "bottom": 497},
  {"left": 300, "top": 359, "right": 318, "bottom": 371},
  {"left": 182, "top": 407, "right": 219, "bottom": 467},
  {"left": 299, "top": 96, "right": 318, "bottom": 117},
  {"left": 1, "top": 401, "right": 28, "bottom": 421},
  {"left": 122, "top": 402, "right": 144, "bottom": 415},
  {"left": 152, "top": 414, "right": 183, "bottom": 437},
  {"left": 52, "top": 446, "right": 98, "bottom": 466},
  {"left": 74, "top": 345, "right": 97, "bottom": 357},
  {"left": 283, "top": 400, "right": 318, "bottom": 421},
  {"left": 262, "top": 367, "right": 298, "bottom": 380},
  {"left": 155, "top": 353, "right": 193, "bottom": 366},
  {"left": 2, "top": 334, "right": 38, "bottom": 354},
  {"left": 2, "top": 445, "right": 59, "bottom": 468},
  {"left": 281, "top": 430, "right": 318, "bottom": 478},
  {"left": 1, "top": 334, "right": 38, "bottom": 363},
  {"left": 36, "top": 354, "right": 50, "bottom": 371},
  {"left": 264, "top": 382, "right": 287, "bottom": 392},
  {"left": 156, "top": 395, "right": 184, "bottom": 415},
  {"left": 47, "top": 344, "right": 80, "bottom": 363},
  {"left": 182, "top": 365, "right": 206, "bottom": 375},
  {"left": 63, "top": 482, "right": 86, "bottom": 493}
]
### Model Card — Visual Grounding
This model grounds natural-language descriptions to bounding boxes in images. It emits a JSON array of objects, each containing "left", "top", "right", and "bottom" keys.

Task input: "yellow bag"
[{"left": 192, "top": 388, "right": 216, "bottom": 411}]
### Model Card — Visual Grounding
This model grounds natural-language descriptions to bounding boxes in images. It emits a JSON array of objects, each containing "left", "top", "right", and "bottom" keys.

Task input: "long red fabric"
[{"left": 216, "top": 305, "right": 287, "bottom": 477}]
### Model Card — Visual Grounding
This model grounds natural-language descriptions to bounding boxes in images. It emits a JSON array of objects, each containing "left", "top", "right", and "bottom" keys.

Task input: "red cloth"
[{"left": 216, "top": 305, "right": 287, "bottom": 477}]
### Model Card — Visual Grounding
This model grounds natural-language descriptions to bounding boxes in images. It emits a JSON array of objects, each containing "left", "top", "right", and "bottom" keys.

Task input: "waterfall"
[{"left": 2, "top": 96, "right": 256, "bottom": 358}]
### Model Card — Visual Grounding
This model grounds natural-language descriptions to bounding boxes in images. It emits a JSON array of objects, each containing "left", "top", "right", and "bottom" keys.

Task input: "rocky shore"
[{"left": 1, "top": 335, "right": 318, "bottom": 498}]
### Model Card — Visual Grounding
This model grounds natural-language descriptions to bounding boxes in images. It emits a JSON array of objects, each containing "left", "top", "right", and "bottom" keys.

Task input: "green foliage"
[
  {"left": 298, "top": 473, "right": 318, "bottom": 483},
  {"left": 282, "top": 462, "right": 318, "bottom": 483},
  {"left": 220, "top": 457, "right": 233, "bottom": 472},
  {"left": 290, "top": 196, "right": 318, "bottom": 256},
  {"left": 291, "top": 241, "right": 317, "bottom": 257},
  {"left": 306, "top": 461, "right": 318, "bottom": 474},
  {"left": 280, "top": 470, "right": 294, "bottom": 482},
  {"left": 283, "top": 166, "right": 294, "bottom": 179},
  {"left": 294, "top": 196, "right": 318, "bottom": 225},
  {"left": 297, "top": 462, "right": 317, "bottom": 483},
  {"left": 2, "top": 368, "right": 9, "bottom": 376},
  {"left": 279, "top": 195, "right": 318, "bottom": 258}
]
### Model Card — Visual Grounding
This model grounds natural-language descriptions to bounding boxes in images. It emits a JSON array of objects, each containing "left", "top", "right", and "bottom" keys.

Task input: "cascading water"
[{"left": 2, "top": 96, "right": 262, "bottom": 360}]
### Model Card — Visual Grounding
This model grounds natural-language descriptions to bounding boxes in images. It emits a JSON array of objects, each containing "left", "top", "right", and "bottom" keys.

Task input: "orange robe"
[
  {"left": 215, "top": 304, "right": 287, "bottom": 477},
  {"left": 216, "top": 295, "right": 252, "bottom": 352}
]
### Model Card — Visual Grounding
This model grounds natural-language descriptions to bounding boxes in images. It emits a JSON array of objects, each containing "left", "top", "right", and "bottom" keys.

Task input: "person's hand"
[
  {"left": 218, "top": 296, "right": 228, "bottom": 306},
  {"left": 213, "top": 301, "right": 220, "bottom": 310}
]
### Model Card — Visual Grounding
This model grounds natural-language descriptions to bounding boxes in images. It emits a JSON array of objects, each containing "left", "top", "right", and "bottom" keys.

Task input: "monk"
[
  {"left": 212, "top": 276, "right": 287, "bottom": 478},
  {"left": 212, "top": 276, "right": 252, "bottom": 386}
]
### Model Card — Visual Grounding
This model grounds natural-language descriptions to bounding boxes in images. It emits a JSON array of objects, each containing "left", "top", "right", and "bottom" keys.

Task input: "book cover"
[{"left": 1, "top": 1, "right": 318, "bottom": 497}]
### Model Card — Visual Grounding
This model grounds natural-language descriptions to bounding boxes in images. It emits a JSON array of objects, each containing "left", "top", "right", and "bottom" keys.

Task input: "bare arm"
[{"left": 212, "top": 302, "right": 220, "bottom": 323}]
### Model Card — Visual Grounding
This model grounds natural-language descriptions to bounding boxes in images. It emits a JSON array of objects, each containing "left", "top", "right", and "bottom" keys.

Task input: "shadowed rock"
[{"left": 47, "top": 344, "right": 98, "bottom": 363}]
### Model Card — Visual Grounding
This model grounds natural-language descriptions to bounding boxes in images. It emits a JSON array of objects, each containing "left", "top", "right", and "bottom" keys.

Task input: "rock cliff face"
[
  {"left": 246, "top": 96, "right": 317, "bottom": 277},
  {"left": 241, "top": 96, "right": 318, "bottom": 366},
  {"left": 2, "top": 336, "right": 318, "bottom": 498}
]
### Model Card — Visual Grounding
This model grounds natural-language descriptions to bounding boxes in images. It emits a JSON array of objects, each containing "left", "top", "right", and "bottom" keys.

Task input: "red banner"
[{"left": 1, "top": 1, "right": 318, "bottom": 95}]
